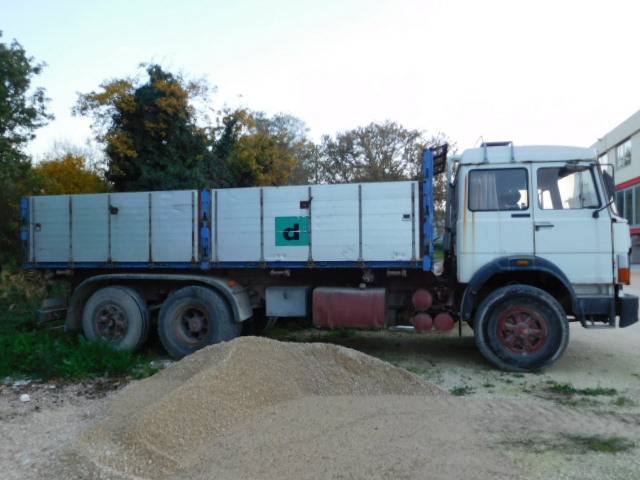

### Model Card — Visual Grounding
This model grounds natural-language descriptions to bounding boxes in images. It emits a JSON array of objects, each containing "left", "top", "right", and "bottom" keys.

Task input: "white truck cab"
[{"left": 450, "top": 142, "right": 636, "bottom": 371}]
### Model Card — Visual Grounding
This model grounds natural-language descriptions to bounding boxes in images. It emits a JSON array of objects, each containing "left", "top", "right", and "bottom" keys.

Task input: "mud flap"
[{"left": 617, "top": 294, "right": 638, "bottom": 328}]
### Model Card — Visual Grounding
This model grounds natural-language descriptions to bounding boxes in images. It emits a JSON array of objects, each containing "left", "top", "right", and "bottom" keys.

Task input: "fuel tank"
[{"left": 312, "top": 287, "right": 386, "bottom": 329}]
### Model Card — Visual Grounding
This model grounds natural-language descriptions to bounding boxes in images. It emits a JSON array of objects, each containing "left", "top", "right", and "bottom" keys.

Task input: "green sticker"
[{"left": 275, "top": 216, "right": 309, "bottom": 246}]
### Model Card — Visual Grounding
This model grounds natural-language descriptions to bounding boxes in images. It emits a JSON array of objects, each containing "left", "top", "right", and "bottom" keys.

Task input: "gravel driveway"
[{"left": 2, "top": 276, "right": 640, "bottom": 480}]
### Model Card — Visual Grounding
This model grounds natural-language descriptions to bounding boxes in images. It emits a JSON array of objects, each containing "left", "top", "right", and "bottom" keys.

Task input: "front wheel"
[
  {"left": 158, "top": 286, "right": 241, "bottom": 359},
  {"left": 473, "top": 285, "right": 569, "bottom": 372}
]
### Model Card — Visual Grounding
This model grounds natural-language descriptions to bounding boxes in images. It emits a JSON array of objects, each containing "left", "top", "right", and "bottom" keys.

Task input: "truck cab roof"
[{"left": 458, "top": 144, "right": 596, "bottom": 165}]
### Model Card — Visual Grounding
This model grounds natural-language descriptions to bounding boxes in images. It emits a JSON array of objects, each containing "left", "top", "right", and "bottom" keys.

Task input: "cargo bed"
[{"left": 22, "top": 153, "right": 436, "bottom": 271}]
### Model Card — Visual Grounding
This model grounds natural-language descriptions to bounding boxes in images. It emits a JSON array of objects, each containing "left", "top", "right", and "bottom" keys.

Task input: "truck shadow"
[{"left": 265, "top": 327, "right": 491, "bottom": 372}]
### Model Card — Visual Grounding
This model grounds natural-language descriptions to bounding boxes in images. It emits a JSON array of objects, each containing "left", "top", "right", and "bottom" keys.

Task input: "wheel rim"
[
  {"left": 95, "top": 303, "right": 128, "bottom": 341},
  {"left": 496, "top": 306, "right": 549, "bottom": 354},
  {"left": 175, "top": 306, "right": 210, "bottom": 346}
]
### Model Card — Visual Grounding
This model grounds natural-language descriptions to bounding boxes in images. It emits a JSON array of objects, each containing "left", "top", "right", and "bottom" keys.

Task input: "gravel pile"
[{"left": 64, "top": 337, "right": 443, "bottom": 479}]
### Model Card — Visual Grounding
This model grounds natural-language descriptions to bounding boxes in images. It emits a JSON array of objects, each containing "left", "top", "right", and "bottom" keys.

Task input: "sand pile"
[{"left": 64, "top": 337, "right": 443, "bottom": 479}]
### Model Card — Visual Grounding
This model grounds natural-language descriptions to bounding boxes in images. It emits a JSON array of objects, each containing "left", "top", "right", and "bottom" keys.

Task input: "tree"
[
  {"left": 0, "top": 32, "right": 52, "bottom": 263},
  {"left": 34, "top": 152, "right": 109, "bottom": 195},
  {"left": 317, "top": 121, "right": 449, "bottom": 183},
  {"left": 317, "top": 121, "right": 424, "bottom": 183},
  {"left": 75, "top": 65, "right": 213, "bottom": 191},
  {"left": 217, "top": 110, "right": 313, "bottom": 187}
]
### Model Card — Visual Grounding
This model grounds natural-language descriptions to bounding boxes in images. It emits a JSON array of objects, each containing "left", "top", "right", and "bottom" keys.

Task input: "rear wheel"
[
  {"left": 158, "top": 286, "right": 241, "bottom": 359},
  {"left": 82, "top": 286, "right": 149, "bottom": 351},
  {"left": 473, "top": 285, "right": 569, "bottom": 372}
]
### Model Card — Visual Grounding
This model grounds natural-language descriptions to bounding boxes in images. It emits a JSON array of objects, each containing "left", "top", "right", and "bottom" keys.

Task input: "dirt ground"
[{"left": 2, "top": 278, "right": 640, "bottom": 480}]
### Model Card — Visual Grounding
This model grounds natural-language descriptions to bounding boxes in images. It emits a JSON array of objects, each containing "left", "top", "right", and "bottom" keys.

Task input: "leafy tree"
[
  {"left": 317, "top": 121, "right": 450, "bottom": 183},
  {"left": 0, "top": 32, "right": 51, "bottom": 263},
  {"left": 217, "top": 110, "right": 313, "bottom": 187},
  {"left": 75, "top": 65, "right": 213, "bottom": 191},
  {"left": 34, "top": 152, "right": 109, "bottom": 195}
]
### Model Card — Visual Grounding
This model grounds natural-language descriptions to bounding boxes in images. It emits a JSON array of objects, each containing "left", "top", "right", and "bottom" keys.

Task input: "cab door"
[
  {"left": 532, "top": 163, "right": 612, "bottom": 284},
  {"left": 457, "top": 165, "right": 534, "bottom": 282}
]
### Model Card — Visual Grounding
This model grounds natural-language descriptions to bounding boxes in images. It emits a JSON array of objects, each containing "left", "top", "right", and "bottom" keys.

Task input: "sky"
[{"left": 2, "top": 0, "right": 639, "bottom": 159}]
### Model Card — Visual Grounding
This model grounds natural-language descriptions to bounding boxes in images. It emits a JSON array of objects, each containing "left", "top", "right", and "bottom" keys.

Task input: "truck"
[{"left": 22, "top": 142, "right": 638, "bottom": 371}]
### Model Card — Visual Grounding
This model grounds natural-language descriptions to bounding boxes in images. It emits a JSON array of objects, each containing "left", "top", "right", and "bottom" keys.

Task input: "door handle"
[{"left": 535, "top": 222, "right": 554, "bottom": 231}]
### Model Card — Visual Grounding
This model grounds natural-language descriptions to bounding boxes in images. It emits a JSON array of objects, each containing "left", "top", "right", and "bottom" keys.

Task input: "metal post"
[
  {"left": 358, "top": 184, "right": 363, "bottom": 264},
  {"left": 307, "top": 186, "right": 313, "bottom": 264},
  {"left": 148, "top": 192, "right": 153, "bottom": 264},
  {"left": 411, "top": 182, "right": 416, "bottom": 263},
  {"left": 68, "top": 196, "right": 73, "bottom": 264},
  {"left": 260, "top": 188, "right": 265, "bottom": 265}
]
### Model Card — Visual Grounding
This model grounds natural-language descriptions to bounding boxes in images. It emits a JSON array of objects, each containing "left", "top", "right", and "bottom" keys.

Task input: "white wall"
[{"left": 593, "top": 110, "right": 640, "bottom": 185}]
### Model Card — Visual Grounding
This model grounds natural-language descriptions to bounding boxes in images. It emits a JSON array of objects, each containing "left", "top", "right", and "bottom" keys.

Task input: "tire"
[
  {"left": 473, "top": 285, "right": 569, "bottom": 372},
  {"left": 82, "top": 286, "right": 150, "bottom": 352},
  {"left": 158, "top": 286, "right": 241, "bottom": 359}
]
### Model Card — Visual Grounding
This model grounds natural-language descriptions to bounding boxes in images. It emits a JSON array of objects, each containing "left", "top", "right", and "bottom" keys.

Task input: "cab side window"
[
  {"left": 537, "top": 167, "right": 600, "bottom": 210},
  {"left": 468, "top": 168, "right": 529, "bottom": 211}
]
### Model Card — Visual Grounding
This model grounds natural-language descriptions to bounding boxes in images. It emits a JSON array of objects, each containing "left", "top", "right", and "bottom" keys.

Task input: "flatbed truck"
[{"left": 23, "top": 142, "right": 638, "bottom": 371}]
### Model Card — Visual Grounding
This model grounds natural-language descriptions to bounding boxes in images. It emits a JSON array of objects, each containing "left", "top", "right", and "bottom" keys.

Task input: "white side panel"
[
  {"left": 110, "top": 192, "right": 149, "bottom": 262},
  {"left": 32, "top": 195, "right": 70, "bottom": 262},
  {"left": 72, "top": 194, "right": 108, "bottom": 262},
  {"left": 216, "top": 188, "right": 261, "bottom": 262},
  {"left": 263, "top": 186, "right": 309, "bottom": 262},
  {"left": 151, "top": 190, "right": 197, "bottom": 262},
  {"left": 311, "top": 184, "right": 359, "bottom": 261},
  {"left": 361, "top": 182, "right": 416, "bottom": 261}
]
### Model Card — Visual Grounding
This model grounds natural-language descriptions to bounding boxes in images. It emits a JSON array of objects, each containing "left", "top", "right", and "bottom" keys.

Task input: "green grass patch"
[
  {"left": 450, "top": 385, "right": 474, "bottom": 396},
  {"left": 548, "top": 382, "right": 617, "bottom": 397},
  {"left": 326, "top": 328, "right": 359, "bottom": 339},
  {"left": 0, "top": 330, "right": 156, "bottom": 380},
  {"left": 504, "top": 434, "right": 635, "bottom": 455},
  {"left": 557, "top": 397, "right": 602, "bottom": 408},
  {"left": 613, "top": 396, "right": 637, "bottom": 407},
  {"left": 0, "top": 268, "right": 156, "bottom": 381},
  {"left": 565, "top": 434, "right": 636, "bottom": 454}
]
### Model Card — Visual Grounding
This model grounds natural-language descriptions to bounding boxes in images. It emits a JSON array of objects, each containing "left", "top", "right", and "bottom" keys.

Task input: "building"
[{"left": 593, "top": 109, "right": 640, "bottom": 262}]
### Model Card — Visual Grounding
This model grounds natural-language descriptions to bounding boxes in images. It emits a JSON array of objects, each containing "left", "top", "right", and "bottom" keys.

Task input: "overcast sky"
[{"left": 3, "top": 0, "right": 639, "bottom": 158}]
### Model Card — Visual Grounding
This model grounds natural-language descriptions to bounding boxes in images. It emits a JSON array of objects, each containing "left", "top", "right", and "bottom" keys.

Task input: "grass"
[
  {"left": 613, "top": 396, "right": 637, "bottom": 407},
  {"left": 565, "top": 434, "right": 636, "bottom": 454},
  {"left": 0, "top": 332, "right": 157, "bottom": 380},
  {"left": 556, "top": 397, "right": 602, "bottom": 408},
  {"left": 548, "top": 382, "right": 618, "bottom": 397},
  {"left": 0, "top": 268, "right": 157, "bottom": 381},
  {"left": 450, "top": 385, "right": 475, "bottom": 396},
  {"left": 405, "top": 366, "right": 429, "bottom": 375},
  {"left": 505, "top": 434, "right": 635, "bottom": 455}
]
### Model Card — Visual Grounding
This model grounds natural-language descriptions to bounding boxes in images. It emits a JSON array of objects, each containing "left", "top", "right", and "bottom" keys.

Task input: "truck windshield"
[{"left": 537, "top": 167, "right": 600, "bottom": 210}]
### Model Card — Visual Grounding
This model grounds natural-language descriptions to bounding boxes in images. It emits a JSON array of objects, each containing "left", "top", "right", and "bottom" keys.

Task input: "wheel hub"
[
  {"left": 179, "top": 307, "right": 209, "bottom": 343},
  {"left": 96, "top": 304, "right": 128, "bottom": 341},
  {"left": 497, "top": 306, "right": 549, "bottom": 355}
]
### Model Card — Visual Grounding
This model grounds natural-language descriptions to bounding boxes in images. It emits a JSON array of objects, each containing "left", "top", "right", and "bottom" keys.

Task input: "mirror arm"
[{"left": 592, "top": 199, "right": 614, "bottom": 219}]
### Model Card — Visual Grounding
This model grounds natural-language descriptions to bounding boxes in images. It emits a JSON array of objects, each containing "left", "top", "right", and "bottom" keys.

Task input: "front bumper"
[{"left": 617, "top": 293, "right": 638, "bottom": 328}]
